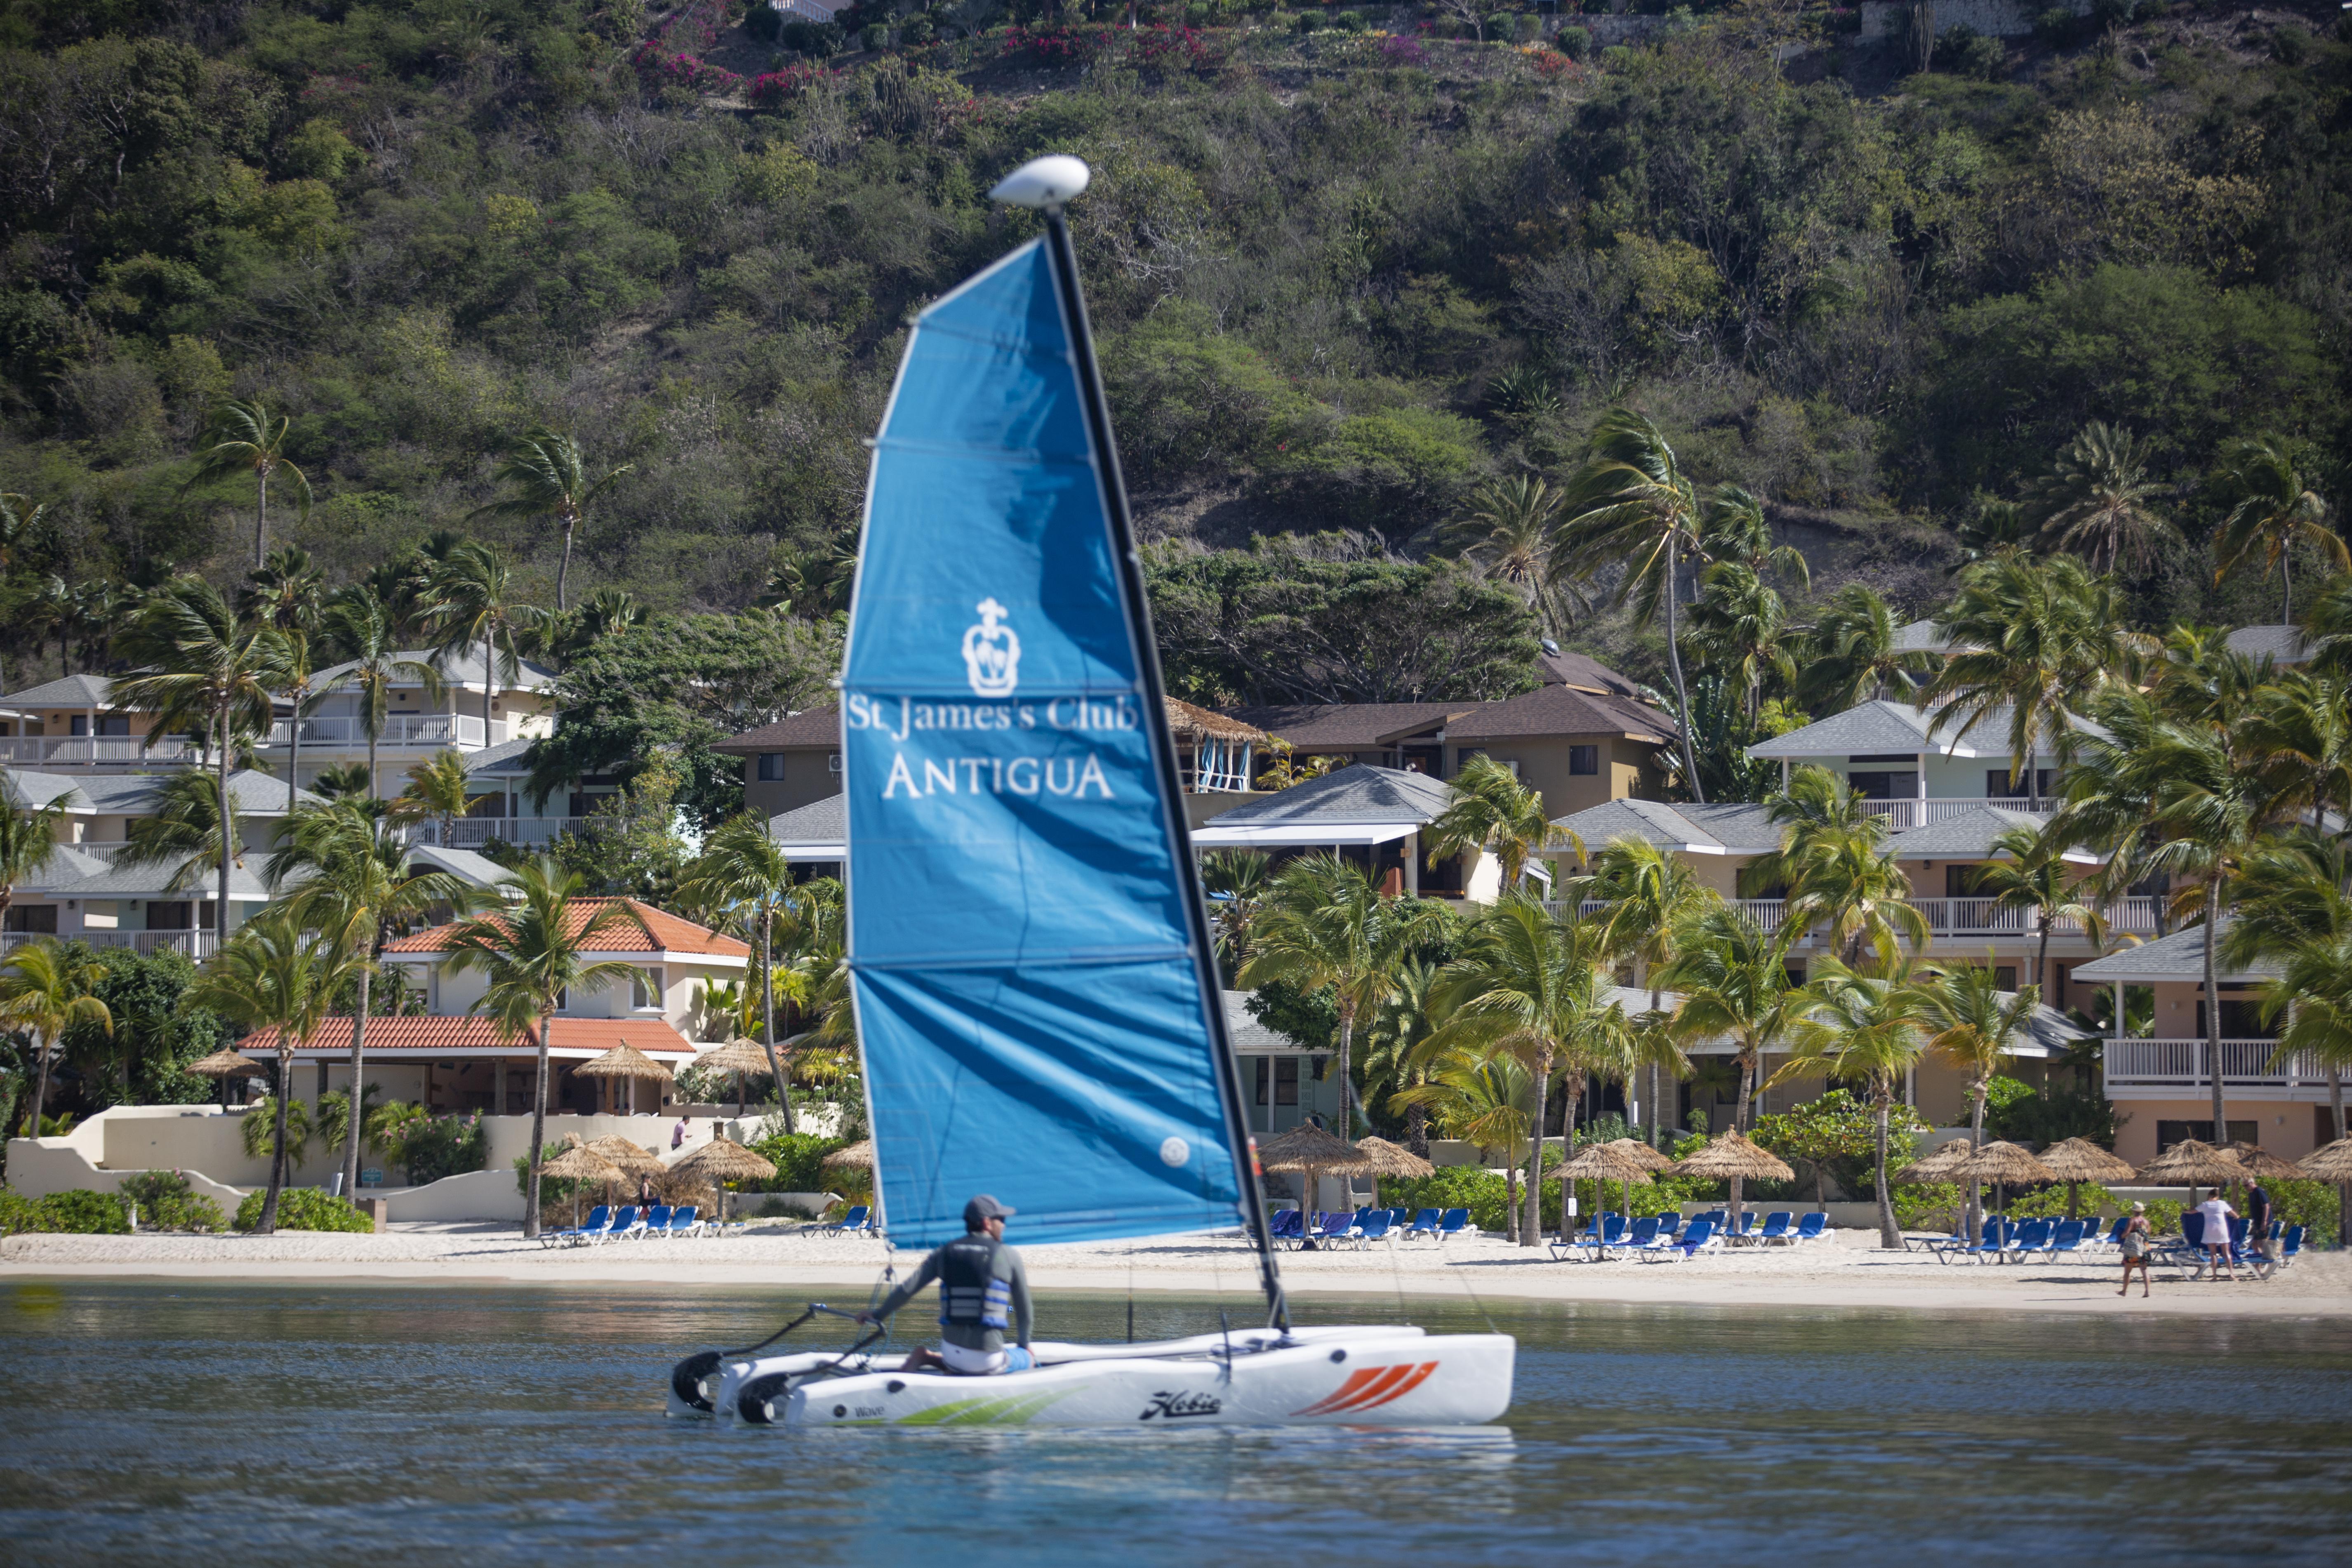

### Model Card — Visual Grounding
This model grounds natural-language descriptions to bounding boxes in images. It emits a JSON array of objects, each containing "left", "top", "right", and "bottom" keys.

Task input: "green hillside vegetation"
[{"left": 2, "top": 0, "right": 2349, "bottom": 714}]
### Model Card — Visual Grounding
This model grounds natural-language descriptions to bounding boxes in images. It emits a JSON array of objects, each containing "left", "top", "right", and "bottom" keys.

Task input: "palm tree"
[
  {"left": 318, "top": 585, "right": 444, "bottom": 799},
  {"left": 388, "top": 750, "right": 473, "bottom": 845},
  {"left": 1199, "top": 849, "right": 1271, "bottom": 970},
  {"left": 1568, "top": 835, "right": 1717, "bottom": 1147},
  {"left": 0, "top": 782, "right": 65, "bottom": 929},
  {"left": 186, "top": 399, "right": 313, "bottom": 570},
  {"left": 1395, "top": 1043, "right": 1536, "bottom": 1243},
  {"left": 1658, "top": 904, "right": 1804, "bottom": 1222},
  {"left": 1924, "top": 553, "right": 2145, "bottom": 806},
  {"left": 1953, "top": 498, "right": 2035, "bottom": 567},
  {"left": 112, "top": 577, "right": 290, "bottom": 947},
  {"left": 1774, "top": 956, "right": 1927, "bottom": 1248},
  {"left": 1911, "top": 962, "right": 2040, "bottom": 1242},
  {"left": 2028, "top": 420, "right": 2178, "bottom": 574},
  {"left": 190, "top": 906, "right": 362, "bottom": 1234},
  {"left": 1796, "top": 583, "right": 1940, "bottom": 712},
  {"left": 1746, "top": 766, "right": 1929, "bottom": 968},
  {"left": 273, "top": 627, "right": 323, "bottom": 815},
  {"left": 438, "top": 859, "right": 639, "bottom": 1238},
  {"left": 471, "top": 428, "right": 633, "bottom": 611},
  {"left": 678, "top": 812, "right": 800, "bottom": 1134},
  {"left": 2246, "top": 670, "right": 2352, "bottom": 833},
  {"left": 2302, "top": 571, "right": 2352, "bottom": 680},
  {"left": 240, "top": 544, "right": 325, "bottom": 634},
  {"left": 1424, "top": 753, "right": 1575, "bottom": 893},
  {"left": 0, "top": 942, "right": 110, "bottom": 1142},
  {"left": 116, "top": 771, "right": 245, "bottom": 905},
  {"left": 1443, "top": 475, "right": 1577, "bottom": 635},
  {"left": 1969, "top": 822, "right": 2107, "bottom": 1005},
  {"left": 1237, "top": 853, "right": 1450, "bottom": 1138},
  {"left": 421, "top": 541, "right": 544, "bottom": 744},
  {"left": 1686, "top": 561, "right": 1795, "bottom": 722},
  {"left": 2057, "top": 633, "right": 2283, "bottom": 1146},
  {"left": 266, "top": 800, "right": 469, "bottom": 1198},
  {"left": 1553, "top": 408, "right": 1711, "bottom": 799},
  {"left": 1700, "top": 485, "right": 1809, "bottom": 589},
  {"left": 1363, "top": 958, "right": 1448, "bottom": 1156},
  {"left": 0, "top": 491, "right": 45, "bottom": 579},
  {"left": 1429, "top": 897, "right": 1632, "bottom": 1246},
  {"left": 2213, "top": 434, "right": 2343, "bottom": 622}
]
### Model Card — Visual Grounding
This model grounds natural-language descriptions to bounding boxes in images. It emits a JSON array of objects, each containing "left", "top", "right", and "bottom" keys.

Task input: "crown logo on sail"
[{"left": 960, "top": 598, "right": 1021, "bottom": 697}]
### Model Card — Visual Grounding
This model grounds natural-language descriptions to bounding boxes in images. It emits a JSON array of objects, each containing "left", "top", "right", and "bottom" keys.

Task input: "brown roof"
[
  {"left": 240, "top": 1016, "right": 699, "bottom": 1055},
  {"left": 713, "top": 706, "right": 841, "bottom": 754},
  {"left": 385, "top": 898, "right": 751, "bottom": 958},
  {"left": 1165, "top": 697, "right": 1267, "bottom": 744},
  {"left": 1535, "top": 648, "right": 1644, "bottom": 699},
  {"left": 1223, "top": 702, "right": 1477, "bottom": 750},
  {"left": 1445, "top": 685, "right": 1676, "bottom": 745}
]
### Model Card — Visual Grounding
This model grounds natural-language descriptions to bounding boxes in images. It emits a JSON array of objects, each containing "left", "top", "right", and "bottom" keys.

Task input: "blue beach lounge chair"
[
  {"left": 664, "top": 1205, "right": 700, "bottom": 1238},
  {"left": 1356, "top": 1210, "right": 1392, "bottom": 1245},
  {"left": 551, "top": 1204, "right": 611, "bottom": 1248},
  {"left": 2046, "top": 1218, "right": 2087, "bottom": 1260},
  {"left": 822, "top": 1203, "right": 869, "bottom": 1237},
  {"left": 593, "top": 1205, "right": 640, "bottom": 1245},
  {"left": 1790, "top": 1212, "right": 1828, "bottom": 1245},
  {"left": 1436, "top": 1207, "right": 1471, "bottom": 1242},
  {"left": 1403, "top": 1208, "right": 1442, "bottom": 1241},
  {"left": 639, "top": 1204, "right": 673, "bottom": 1241},
  {"left": 1753, "top": 1212, "right": 1793, "bottom": 1245},
  {"left": 2008, "top": 1217, "right": 2055, "bottom": 1264}
]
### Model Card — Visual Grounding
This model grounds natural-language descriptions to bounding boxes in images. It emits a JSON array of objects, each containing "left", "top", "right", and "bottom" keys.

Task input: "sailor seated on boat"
[{"left": 857, "top": 1194, "right": 1034, "bottom": 1375}]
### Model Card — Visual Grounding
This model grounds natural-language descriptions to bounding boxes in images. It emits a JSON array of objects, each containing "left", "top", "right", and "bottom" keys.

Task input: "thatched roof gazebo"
[
  {"left": 1603, "top": 1137, "right": 1675, "bottom": 1173},
  {"left": 537, "top": 1143, "right": 625, "bottom": 1229},
  {"left": 1165, "top": 697, "right": 1266, "bottom": 793},
  {"left": 1893, "top": 1141, "right": 1975, "bottom": 1184},
  {"left": 2037, "top": 1137, "right": 2138, "bottom": 1218},
  {"left": 696, "top": 1037, "right": 778, "bottom": 1114},
  {"left": 1259, "top": 1123, "right": 1380, "bottom": 1243},
  {"left": 1667, "top": 1130, "right": 1794, "bottom": 1227},
  {"left": 2300, "top": 1135, "right": 2352, "bottom": 1182},
  {"left": 187, "top": 1046, "right": 264, "bottom": 1107},
  {"left": 1557, "top": 1141, "right": 1655, "bottom": 1236},
  {"left": 672, "top": 1134, "right": 778, "bottom": 1225},
  {"left": 572, "top": 1041, "right": 674, "bottom": 1116},
  {"left": 586, "top": 1135, "right": 666, "bottom": 1179},
  {"left": 1955, "top": 1140, "right": 2056, "bottom": 1186},
  {"left": 822, "top": 1138, "right": 874, "bottom": 1169}
]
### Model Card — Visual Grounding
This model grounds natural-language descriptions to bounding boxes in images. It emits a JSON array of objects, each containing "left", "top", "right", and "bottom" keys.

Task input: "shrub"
[
  {"left": 1894, "top": 1181, "right": 1962, "bottom": 1231},
  {"left": 746, "top": 1131, "right": 849, "bottom": 1193},
  {"left": 118, "top": 1171, "right": 226, "bottom": 1232},
  {"left": 1600, "top": 43, "right": 1638, "bottom": 69},
  {"left": 234, "top": 1188, "right": 375, "bottom": 1233},
  {"left": 1330, "top": 9, "right": 1368, "bottom": 32},
  {"left": 2033, "top": 6, "right": 2081, "bottom": 45},
  {"left": 749, "top": 64, "right": 834, "bottom": 110},
  {"left": 1295, "top": 9, "right": 1326, "bottom": 31},
  {"left": 2005, "top": 1182, "right": 2121, "bottom": 1220},
  {"left": 1940, "top": 24, "right": 2005, "bottom": 79},
  {"left": 0, "top": 1187, "right": 132, "bottom": 1234},
  {"left": 391, "top": 1113, "right": 487, "bottom": 1187},
  {"left": 2265, "top": 1178, "right": 2341, "bottom": 1248},
  {"left": 744, "top": 2, "right": 782, "bottom": 40},
  {"left": 779, "top": 18, "right": 844, "bottom": 54},
  {"left": 861, "top": 21, "right": 890, "bottom": 48},
  {"left": 1555, "top": 24, "right": 1589, "bottom": 58},
  {"left": 902, "top": 14, "right": 935, "bottom": 44},
  {"left": 1987, "top": 1086, "right": 2116, "bottom": 1147}
]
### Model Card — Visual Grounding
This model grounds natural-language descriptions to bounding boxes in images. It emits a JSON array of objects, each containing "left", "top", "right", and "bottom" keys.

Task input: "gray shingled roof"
[
  {"left": 2072, "top": 922, "right": 2275, "bottom": 984},
  {"left": 1890, "top": 619, "right": 1961, "bottom": 655},
  {"left": 15, "top": 844, "right": 110, "bottom": 892},
  {"left": 309, "top": 648, "right": 555, "bottom": 692},
  {"left": 405, "top": 843, "right": 510, "bottom": 888},
  {"left": 46, "top": 859, "right": 282, "bottom": 900},
  {"left": 1747, "top": 699, "right": 2096, "bottom": 761},
  {"left": 1446, "top": 683, "right": 1676, "bottom": 744},
  {"left": 2, "top": 672, "right": 120, "bottom": 709},
  {"left": 62, "top": 770, "right": 325, "bottom": 815},
  {"left": 1222, "top": 991, "right": 1302, "bottom": 1053},
  {"left": 457, "top": 737, "right": 536, "bottom": 777},
  {"left": 768, "top": 792, "right": 847, "bottom": 852},
  {"left": 1203, "top": 764, "right": 1453, "bottom": 826},
  {"left": 2223, "top": 625, "right": 2310, "bottom": 664},
  {"left": 1220, "top": 702, "right": 1471, "bottom": 749},
  {"left": 3, "top": 770, "right": 88, "bottom": 812},
  {"left": 1882, "top": 805, "right": 2061, "bottom": 860},
  {"left": 1550, "top": 798, "right": 1782, "bottom": 854}
]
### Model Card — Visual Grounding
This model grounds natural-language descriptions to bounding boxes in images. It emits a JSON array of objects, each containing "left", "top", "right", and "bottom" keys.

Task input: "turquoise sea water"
[{"left": 3, "top": 1281, "right": 2350, "bottom": 1565}]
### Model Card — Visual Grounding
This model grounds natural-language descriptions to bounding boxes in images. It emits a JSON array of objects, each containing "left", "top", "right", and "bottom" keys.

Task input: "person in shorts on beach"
[
  {"left": 858, "top": 1194, "right": 1034, "bottom": 1376},
  {"left": 2117, "top": 1203, "right": 2153, "bottom": 1297},
  {"left": 672, "top": 1116, "right": 689, "bottom": 1151},
  {"left": 2195, "top": 1191, "right": 2239, "bottom": 1281}
]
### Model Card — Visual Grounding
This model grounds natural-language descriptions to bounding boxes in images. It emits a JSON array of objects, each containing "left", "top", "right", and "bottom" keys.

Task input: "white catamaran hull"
[{"left": 680, "top": 1325, "right": 1514, "bottom": 1428}]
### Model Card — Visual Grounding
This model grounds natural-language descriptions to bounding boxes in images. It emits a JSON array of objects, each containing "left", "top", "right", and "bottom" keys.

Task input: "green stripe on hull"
[{"left": 890, "top": 1384, "right": 1085, "bottom": 1425}]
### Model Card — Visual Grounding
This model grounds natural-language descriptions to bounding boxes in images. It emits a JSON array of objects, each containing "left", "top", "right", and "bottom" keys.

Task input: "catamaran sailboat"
[{"left": 668, "top": 155, "right": 1514, "bottom": 1429}]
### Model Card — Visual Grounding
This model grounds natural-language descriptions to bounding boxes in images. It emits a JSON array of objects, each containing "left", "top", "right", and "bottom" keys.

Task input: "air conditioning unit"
[{"left": 827, "top": 753, "right": 843, "bottom": 772}]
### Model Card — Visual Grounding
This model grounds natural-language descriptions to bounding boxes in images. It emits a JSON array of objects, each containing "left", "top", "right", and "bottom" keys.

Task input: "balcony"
[
  {"left": 410, "top": 816, "right": 596, "bottom": 848},
  {"left": 0, "top": 737, "right": 198, "bottom": 767},
  {"left": 2106, "top": 1038, "right": 2326, "bottom": 1090},
  {"left": 1861, "top": 797, "right": 2060, "bottom": 829},
  {"left": 266, "top": 714, "right": 509, "bottom": 750},
  {"left": 1553, "top": 896, "right": 2163, "bottom": 942},
  {"left": 0, "top": 928, "right": 217, "bottom": 958}
]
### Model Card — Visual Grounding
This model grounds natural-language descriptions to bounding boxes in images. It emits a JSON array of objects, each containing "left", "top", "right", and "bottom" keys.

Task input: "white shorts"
[{"left": 938, "top": 1342, "right": 1033, "bottom": 1375}]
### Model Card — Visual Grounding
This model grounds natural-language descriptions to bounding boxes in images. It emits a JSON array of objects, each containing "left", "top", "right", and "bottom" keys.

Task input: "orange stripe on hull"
[{"left": 1289, "top": 1361, "right": 1439, "bottom": 1417}]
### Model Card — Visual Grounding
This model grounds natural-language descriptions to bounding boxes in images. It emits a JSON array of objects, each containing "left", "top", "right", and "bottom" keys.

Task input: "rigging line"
[
  {"left": 1449, "top": 1244, "right": 1499, "bottom": 1337},
  {"left": 1384, "top": 1234, "right": 1412, "bottom": 1326}
]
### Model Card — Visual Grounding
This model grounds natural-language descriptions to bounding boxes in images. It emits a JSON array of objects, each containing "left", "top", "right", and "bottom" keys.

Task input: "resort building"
[
  {"left": 271, "top": 647, "right": 557, "bottom": 793},
  {"left": 238, "top": 899, "right": 749, "bottom": 1118},
  {"left": 1195, "top": 764, "right": 1471, "bottom": 896},
  {"left": 2073, "top": 927, "right": 2333, "bottom": 1166}
]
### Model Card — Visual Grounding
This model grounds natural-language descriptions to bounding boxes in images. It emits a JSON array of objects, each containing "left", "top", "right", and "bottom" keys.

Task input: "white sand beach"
[{"left": 7, "top": 1223, "right": 2347, "bottom": 1318}]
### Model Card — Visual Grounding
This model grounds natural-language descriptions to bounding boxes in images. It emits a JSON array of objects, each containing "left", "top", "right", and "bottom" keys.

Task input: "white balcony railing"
[
  {"left": 1551, "top": 895, "right": 2164, "bottom": 944},
  {"left": 62, "top": 842, "right": 128, "bottom": 864},
  {"left": 266, "top": 714, "right": 508, "bottom": 749},
  {"left": 2106, "top": 1038, "right": 2321, "bottom": 1089},
  {"left": 1862, "top": 797, "right": 2061, "bottom": 830},
  {"left": 410, "top": 816, "right": 596, "bottom": 848},
  {"left": 0, "top": 928, "right": 217, "bottom": 958},
  {"left": 0, "top": 737, "right": 199, "bottom": 766}
]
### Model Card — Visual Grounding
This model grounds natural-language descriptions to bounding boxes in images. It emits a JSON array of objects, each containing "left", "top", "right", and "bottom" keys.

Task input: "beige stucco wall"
[{"left": 1453, "top": 735, "right": 1662, "bottom": 821}]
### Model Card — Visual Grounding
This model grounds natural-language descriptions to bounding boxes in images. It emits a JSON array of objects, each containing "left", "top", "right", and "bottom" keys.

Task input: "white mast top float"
[{"left": 989, "top": 154, "right": 1091, "bottom": 210}]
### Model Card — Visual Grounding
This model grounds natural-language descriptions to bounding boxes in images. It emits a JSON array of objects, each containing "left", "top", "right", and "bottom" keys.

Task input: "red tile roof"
[
  {"left": 384, "top": 898, "right": 751, "bottom": 958},
  {"left": 239, "top": 1016, "right": 697, "bottom": 1055}
]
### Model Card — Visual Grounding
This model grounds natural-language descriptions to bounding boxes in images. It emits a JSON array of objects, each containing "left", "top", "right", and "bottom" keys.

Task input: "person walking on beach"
[
  {"left": 672, "top": 1115, "right": 689, "bottom": 1151},
  {"left": 2195, "top": 1191, "right": 2239, "bottom": 1281},
  {"left": 857, "top": 1194, "right": 1034, "bottom": 1376},
  {"left": 2117, "top": 1203, "right": 2153, "bottom": 1297}
]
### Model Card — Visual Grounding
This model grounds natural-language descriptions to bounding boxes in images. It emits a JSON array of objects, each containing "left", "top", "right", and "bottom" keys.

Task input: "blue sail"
[{"left": 839, "top": 238, "right": 1246, "bottom": 1250}]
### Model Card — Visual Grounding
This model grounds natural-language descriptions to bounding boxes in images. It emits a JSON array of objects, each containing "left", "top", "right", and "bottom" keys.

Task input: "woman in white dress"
[{"left": 2194, "top": 1193, "right": 2239, "bottom": 1281}]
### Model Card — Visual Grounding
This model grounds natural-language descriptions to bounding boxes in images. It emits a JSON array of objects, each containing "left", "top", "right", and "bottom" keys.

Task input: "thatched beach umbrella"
[
  {"left": 1259, "top": 1123, "right": 1380, "bottom": 1244},
  {"left": 2299, "top": 1135, "right": 2352, "bottom": 1182},
  {"left": 1557, "top": 1140, "right": 1655, "bottom": 1234},
  {"left": 587, "top": 1135, "right": 665, "bottom": 1179},
  {"left": 187, "top": 1046, "right": 264, "bottom": 1109},
  {"left": 2141, "top": 1138, "right": 2243, "bottom": 1204},
  {"left": 1353, "top": 1136, "right": 1436, "bottom": 1179},
  {"left": 2224, "top": 1141, "right": 2305, "bottom": 1181},
  {"left": 1667, "top": 1130, "right": 1794, "bottom": 1229},
  {"left": 2037, "top": 1137, "right": 2138, "bottom": 1219},
  {"left": 1893, "top": 1140, "right": 1975, "bottom": 1184},
  {"left": 822, "top": 1138, "right": 874, "bottom": 1169},
  {"left": 1955, "top": 1140, "right": 2057, "bottom": 1220},
  {"left": 697, "top": 1037, "right": 776, "bottom": 1116},
  {"left": 1604, "top": 1137, "right": 1675, "bottom": 1172},
  {"left": 571, "top": 1041, "right": 675, "bottom": 1116},
  {"left": 673, "top": 1134, "right": 778, "bottom": 1226},
  {"left": 538, "top": 1143, "right": 624, "bottom": 1229}
]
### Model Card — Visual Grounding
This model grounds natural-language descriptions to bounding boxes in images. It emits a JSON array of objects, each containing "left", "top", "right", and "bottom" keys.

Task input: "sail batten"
[{"left": 840, "top": 236, "right": 1251, "bottom": 1253}]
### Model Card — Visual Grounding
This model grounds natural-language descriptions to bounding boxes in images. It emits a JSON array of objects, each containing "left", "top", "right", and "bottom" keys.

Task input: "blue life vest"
[{"left": 937, "top": 1235, "right": 1010, "bottom": 1330}]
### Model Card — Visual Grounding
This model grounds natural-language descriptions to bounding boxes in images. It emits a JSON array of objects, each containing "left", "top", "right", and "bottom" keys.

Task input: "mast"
[{"left": 1036, "top": 197, "right": 1290, "bottom": 1334}]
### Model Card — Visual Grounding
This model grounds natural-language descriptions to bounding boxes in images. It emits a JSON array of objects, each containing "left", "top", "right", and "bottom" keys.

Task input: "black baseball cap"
[{"left": 965, "top": 1194, "right": 1016, "bottom": 1227}]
